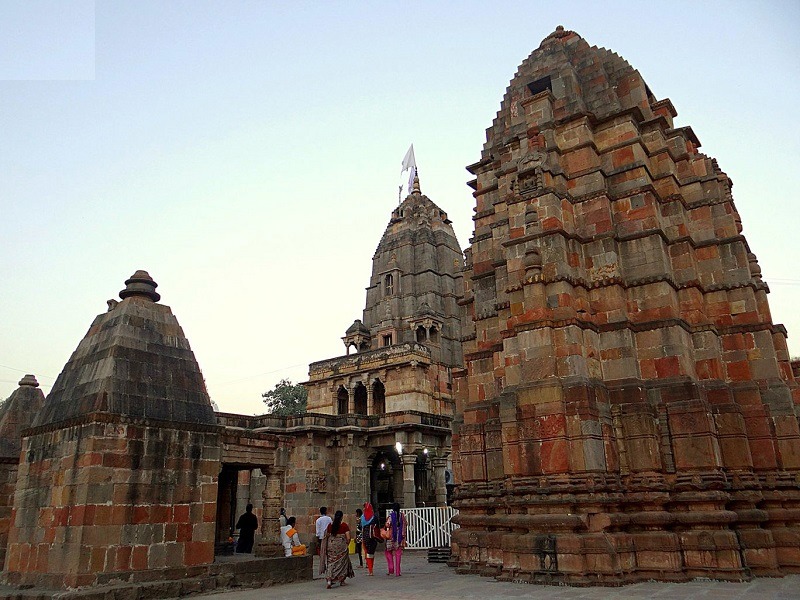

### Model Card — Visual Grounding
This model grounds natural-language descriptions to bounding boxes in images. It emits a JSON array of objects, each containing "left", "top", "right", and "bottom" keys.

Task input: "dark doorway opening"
[
  {"left": 370, "top": 451, "right": 396, "bottom": 522},
  {"left": 215, "top": 465, "right": 238, "bottom": 554},
  {"left": 354, "top": 382, "right": 367, "bottom": 415},
  {"left": 337, "top": 386, "right": 349, "bottom": 414},
  {"left": 372, "top": 380, "right": 385, "bottom": 415}
]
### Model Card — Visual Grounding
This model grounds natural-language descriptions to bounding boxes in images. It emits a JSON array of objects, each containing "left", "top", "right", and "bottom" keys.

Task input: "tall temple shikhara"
[
  {"left": 303, "top": 174, "right": 463, "bottom": 511},
  {"left": 451, "top": 27, "right": 800, "bottom": 583}
]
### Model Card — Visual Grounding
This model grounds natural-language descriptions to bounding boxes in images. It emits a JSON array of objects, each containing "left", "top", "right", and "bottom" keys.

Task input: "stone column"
[
  {"left": 432, "top": 457, "right": 448, "bottom": 507},
  {"left": 366, "top": 381, "right": 373, "bottom": 416},
  {"left": 401, "top": 454, "right": 417, "bottom": 508},
  {"left": 255, "top": 467, "right": 285, "bottom": 557}
]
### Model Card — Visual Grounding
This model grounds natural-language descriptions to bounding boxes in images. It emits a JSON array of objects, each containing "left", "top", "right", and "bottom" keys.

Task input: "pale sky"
[{"left": 1, "top": 1, "right": 799, "bottom": 415}]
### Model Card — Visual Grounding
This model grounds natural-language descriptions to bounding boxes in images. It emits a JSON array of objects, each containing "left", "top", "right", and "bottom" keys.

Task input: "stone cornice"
[
  {"left": 308, "top": 342, "right": 432, "bottom": 377},
  {"left": 22, "top": 410, "right": 224, "bottom": 438},
  {"left": 464, "top": 317, "right": 788, "bottom": 346}
]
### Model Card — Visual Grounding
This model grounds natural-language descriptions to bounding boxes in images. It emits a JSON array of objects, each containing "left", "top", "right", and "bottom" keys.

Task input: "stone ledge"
[{"left": 0, "top": 555, "right": 313, "bottom": 599}]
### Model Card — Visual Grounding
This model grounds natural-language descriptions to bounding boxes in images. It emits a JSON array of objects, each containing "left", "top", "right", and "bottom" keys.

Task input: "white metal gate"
[{"left": 400, "top": 506, "right": 459, "bottom": 549}]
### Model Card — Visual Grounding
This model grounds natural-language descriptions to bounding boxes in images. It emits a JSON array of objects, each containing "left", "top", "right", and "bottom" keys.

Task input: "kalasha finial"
[
  {"left": 119, "top": 270, "right": 161, "bottom": 302},
  {"left": 18, "top": 374, "right": 39, "bottom": 388},
  {"left": 542, "top": 25, "right": 574, "bottom": 45},
  {"left": 412, "top": 173, "right": 421, "bottom": 195}
]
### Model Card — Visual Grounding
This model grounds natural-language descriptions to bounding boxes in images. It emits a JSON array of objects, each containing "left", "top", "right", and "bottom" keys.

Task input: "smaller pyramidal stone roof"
[
  {"left": 33, "top": 271, "right": 216, "bottom": 428},
  {"left": 0, "top": 374, "right": 45, "bottom": 458}
]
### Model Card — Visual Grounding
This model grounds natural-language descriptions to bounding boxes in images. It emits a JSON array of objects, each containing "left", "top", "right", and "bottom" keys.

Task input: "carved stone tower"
[
  {"left": 302, "top": 176, "right": 464, "bottom": 517},
  {"left": 451, "top": 27, "right": 800, "bottom": 584},
  {"left": 4, "top": 271, "right": 221, "bottom": 589},
  {"left": 344, "top": 175, "right": 464, "bottom": 368}
]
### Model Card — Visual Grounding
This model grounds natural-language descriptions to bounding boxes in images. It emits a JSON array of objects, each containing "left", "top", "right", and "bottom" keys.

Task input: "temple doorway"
[
  {"left": 370, "top": 451, "right": 398, "bottom": 521},
  {"left": 215, "top": 465, "right": 239, "bottom": 553}
]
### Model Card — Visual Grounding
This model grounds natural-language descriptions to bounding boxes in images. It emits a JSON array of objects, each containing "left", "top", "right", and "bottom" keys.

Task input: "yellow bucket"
[{"left": 348, "top": 539, "right": 356, "bottom": 554}]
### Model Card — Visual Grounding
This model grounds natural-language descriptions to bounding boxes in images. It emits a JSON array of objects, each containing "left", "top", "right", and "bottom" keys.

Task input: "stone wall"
[
  {"left": 0, "top": 459, "right": 17, "bottom": 571},
  {"left": 3, "top": 415, "right": 220, "bottom": 589},
  {"left": 283, "top": 433, "right": 370, "bottom": 547}
]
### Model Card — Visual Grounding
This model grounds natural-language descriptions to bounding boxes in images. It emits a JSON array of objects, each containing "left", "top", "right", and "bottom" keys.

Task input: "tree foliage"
[{"left": 262, "top": 379, "right": 307, "bottom": 416}]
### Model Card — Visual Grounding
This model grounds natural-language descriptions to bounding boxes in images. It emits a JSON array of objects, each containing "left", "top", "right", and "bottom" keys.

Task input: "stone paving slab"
[{"left": 193, "top": 551, "right": 800, "bottom": 600}]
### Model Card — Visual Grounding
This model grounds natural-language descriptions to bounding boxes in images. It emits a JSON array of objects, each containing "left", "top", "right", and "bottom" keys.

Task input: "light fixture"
[
  {"left": 423, "top": 448, "right": 428, "bottom": 455},
  {"left": 395, "top": 441, "right": 403, "bottom": 454},
  {"left": 380, "top": 462, "right": 385, "bottom": 470}
]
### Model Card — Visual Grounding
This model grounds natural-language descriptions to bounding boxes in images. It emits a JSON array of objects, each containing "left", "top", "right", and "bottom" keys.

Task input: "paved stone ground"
[{"left": 195, "top": 551, "right": 800, "bottom": 600}]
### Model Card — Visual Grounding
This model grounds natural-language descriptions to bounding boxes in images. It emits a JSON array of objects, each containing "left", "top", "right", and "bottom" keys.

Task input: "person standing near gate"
[
  {"left": 315, "top": 506, "right": 332, "bottom": 555},
  {"left": 384, "top": 502, "right": 407, "bottom": 576},
  {"left": 361, "top": 502, "right": 380, "bottom": 575}
]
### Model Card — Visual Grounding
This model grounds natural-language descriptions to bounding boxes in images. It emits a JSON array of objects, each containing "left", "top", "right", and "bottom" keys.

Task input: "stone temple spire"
[
  {"left": 0, "top": 374, "right": 45, "bottom": 458},
  {"left": 451, "top": 26, "right": 800, "bottom": 584},
  {"left": 6, "top": 272, "right": 220, "bottom": 588},
  {"left": 33, "top": 270, "right": 215, "bottom": 427},
  {"left": 358, "top": 177, "right": 464, "bottom": 367}
]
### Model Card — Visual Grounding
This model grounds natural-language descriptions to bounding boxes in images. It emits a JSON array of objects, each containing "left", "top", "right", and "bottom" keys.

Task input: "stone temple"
[
  {"left": 450, "top": 26, "right": 800, "bottom": 583},
  {"left": 1, "top": 25, "right": 800, "bottom": 594},
  {"left": 0, "top": 177, "right": 462, "bottom": 591}
]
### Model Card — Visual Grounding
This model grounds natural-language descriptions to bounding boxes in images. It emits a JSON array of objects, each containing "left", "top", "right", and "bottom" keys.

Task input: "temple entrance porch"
[{"left": 368, "top": 443, "right": 450, "bottom": 519}]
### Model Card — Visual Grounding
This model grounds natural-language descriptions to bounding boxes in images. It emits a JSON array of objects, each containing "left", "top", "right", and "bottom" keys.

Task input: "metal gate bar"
[{"left": 400, "top": 506, "right": 459, "bottom": 549}]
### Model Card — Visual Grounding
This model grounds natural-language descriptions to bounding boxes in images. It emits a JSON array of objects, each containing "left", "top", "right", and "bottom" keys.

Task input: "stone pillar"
[
  {"left": 366, "top": 381, "right": 373, "bottom": 416},
  {"left": 401, "top": 454, "right": 417, "bottom": 508},
  {"left": 255, "top": 467, "right": 284, "bottom": 557},
  {"left": 432, "top": 457, "right": 448, "bottom": 507}
]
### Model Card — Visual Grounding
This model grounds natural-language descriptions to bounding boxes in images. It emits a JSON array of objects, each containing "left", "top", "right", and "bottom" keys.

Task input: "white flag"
[{"left": 401, "top": 144, "right": 416, "bottom": 174}]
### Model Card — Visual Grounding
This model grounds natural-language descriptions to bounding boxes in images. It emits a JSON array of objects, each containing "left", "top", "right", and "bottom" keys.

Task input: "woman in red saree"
[{"left": 319, "top": 510, "right": 355, "bottom": 588}]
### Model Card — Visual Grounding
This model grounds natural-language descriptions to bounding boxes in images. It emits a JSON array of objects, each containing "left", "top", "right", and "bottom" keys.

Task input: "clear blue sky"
[{"left": 1, "top": 1, "right": 799, "bottom": 415}]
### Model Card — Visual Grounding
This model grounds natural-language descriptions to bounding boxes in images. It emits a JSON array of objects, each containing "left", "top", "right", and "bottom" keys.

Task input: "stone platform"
[
  {"left": 0, "top": 554, "right": 312, "bottom": 600},
  {"left": 189, "top": 551, "right": 800, "bottom": 600}
]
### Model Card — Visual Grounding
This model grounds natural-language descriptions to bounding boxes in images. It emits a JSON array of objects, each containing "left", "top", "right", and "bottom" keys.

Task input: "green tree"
[{"left": 262, "top": 379, "right": 307, "bottom": 415}]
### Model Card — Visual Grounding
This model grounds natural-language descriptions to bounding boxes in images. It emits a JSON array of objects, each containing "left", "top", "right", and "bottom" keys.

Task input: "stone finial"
[
  {"left": 542, "top": 25, "right": 576, "bottom": 45},
  {"left": 18, "top": 374, "right": 39, "bottom": 388},
  {"left": 412, "top": 174, "right": 421, "bottom": 195},
  {"left": 119, "top": 270, "right": 161, "bottom": 302}
]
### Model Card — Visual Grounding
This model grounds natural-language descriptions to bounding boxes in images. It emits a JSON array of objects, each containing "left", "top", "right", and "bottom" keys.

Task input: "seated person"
[{"left": 280, "top": 516, "right": 306, "bottom": 557}]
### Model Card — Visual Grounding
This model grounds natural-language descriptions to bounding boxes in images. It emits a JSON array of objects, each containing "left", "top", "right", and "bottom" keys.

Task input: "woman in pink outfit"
[{"left": 384, "top": 502, "right": 407, "bottom": 576}]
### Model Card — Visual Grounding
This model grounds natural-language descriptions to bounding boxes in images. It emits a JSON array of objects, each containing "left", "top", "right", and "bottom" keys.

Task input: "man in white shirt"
[{"left": 314, "top": 506, "right": 332, "bottom": 554}]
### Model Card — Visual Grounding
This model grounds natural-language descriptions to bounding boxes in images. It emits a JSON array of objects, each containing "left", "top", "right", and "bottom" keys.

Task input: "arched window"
[
  {"left": 429, "top": 326, "right": 439, "bottom": 344},
  {"left": 372, "top": 380, "right": 386, "bottom": 415},
  {"left": 337, "top": 386, "right": 349, "bottom": 415},
  {"left": 416, "top": 326, "right": 426, "bottom": 343},
  {"left": 384, "top": 274, "right": 394, "bottom": 296},
  {"left": 354, "top": 382, "right": 367, "bottom": 415}
]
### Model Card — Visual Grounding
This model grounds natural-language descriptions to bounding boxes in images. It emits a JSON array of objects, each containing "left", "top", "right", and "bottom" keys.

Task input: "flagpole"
[{"left": 400, "top": 144, "right": 416, "bottom": 204}]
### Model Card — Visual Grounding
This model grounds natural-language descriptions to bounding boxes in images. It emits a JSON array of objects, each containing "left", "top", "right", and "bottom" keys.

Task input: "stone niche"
[{"left": 451, "top": 27, "right": 800, "bottom": 585}]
